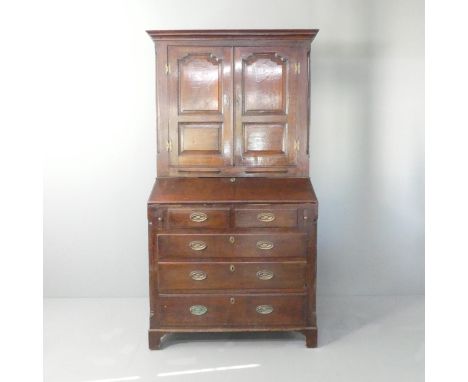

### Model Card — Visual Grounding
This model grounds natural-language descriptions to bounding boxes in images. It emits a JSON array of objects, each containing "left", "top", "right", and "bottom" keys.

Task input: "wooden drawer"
[
  {"left": 158, "top": 262, "right": 306, "bottom": 291},
  {"left": 234, "top": 233, "right": 307, "bottom": 258},
  {"left": 157, "top": 233, "right": 307, "bottom": 259},
  {"left": 167, "top": 207, "right": 230, "bottom": 229},
  {"left": 157, "top": 294, "right": 306, "bottom": 327},
  {"left": 234, "top": 206, "right": 299, "bottom": 228}
]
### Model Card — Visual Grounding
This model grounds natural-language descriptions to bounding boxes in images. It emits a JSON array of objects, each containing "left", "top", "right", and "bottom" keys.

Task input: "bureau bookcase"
[{"left": 147, "top": 30, "right": 319, "bottom": 349}]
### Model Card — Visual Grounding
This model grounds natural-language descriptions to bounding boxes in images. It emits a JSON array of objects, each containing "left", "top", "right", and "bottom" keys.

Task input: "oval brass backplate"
[
  {"left": 256, "top": 240, "right": 274, "bottom": 250},
  {"left": 190, "top": 212, "right": 208, "bottom": 222},
  {"left": 256, "top": 305, "right": 273, "bottom": 315},
  {"left": 190, "top": 305, "right": 208, "bottom": 315},
  {"left": 189, "top": 240, "right": 207, "bottom": 251},
  {"left": 229, "top": 264, "right": 235, "bottom": 272},
  {"left": 257, "top": 212, "right": 275, "bottom": 222},
  {"left": 256, "top": 270, "right": 274, "bottom": 280},
  {"left": 189, "top": 270, "right": 207, "bottom": 281}
]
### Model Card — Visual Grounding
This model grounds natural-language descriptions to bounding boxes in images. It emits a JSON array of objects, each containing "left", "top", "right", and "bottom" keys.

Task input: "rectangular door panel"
[
  {"left": 234, "top": 47, "right": 300, "bottom": 168},
  {"left": 168, "top": 46, "right": 233, "bottom": 169}
]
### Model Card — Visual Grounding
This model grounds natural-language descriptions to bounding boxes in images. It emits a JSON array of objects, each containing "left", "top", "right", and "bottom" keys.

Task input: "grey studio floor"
[{"left": 44, "top": 296, "right": 424, "bottom": 382}]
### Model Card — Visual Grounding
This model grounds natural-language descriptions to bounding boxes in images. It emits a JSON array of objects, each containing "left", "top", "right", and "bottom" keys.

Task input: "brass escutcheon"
[
  {"left": 190, "top": 305, "right": 207, "bottom": 315},
  {"left": 229, "top": 264, "right": 235, "bottom": 272},
  {"left": 256, "top": 305, "right": 274, "bottom": 315},
  {"left": 190, "top": 212, "right": 208, "bottom": 222},
  {"left": 256, "top": 270, "right": 274, "bottom": 280},
  {"left": 257, "top": 212, "right": 275, "bottom": 222},
  {"left": 190, "top": 270, "right": 207, "bottom": 281},
  {"left": 230, "top": 297, "right": 235, "bottom": 304},
  {"left": 229, "top": 236, "right": 235, "bottom": 244},
  {"left": 256, "top": 240, "right": 274, "bottom": 250},
  {"left": 189, "top": 240, "right": 207, "bottom": 251}
]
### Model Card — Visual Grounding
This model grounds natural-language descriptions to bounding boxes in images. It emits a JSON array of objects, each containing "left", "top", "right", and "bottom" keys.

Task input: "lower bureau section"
[{"left": 154, "top": 294, "right": 306, "bottom": 327}]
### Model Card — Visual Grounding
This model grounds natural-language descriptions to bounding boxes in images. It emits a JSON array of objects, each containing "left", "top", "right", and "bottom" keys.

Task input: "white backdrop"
[{"left": 43, "top": 0, "right": 424, "bottom": 297}]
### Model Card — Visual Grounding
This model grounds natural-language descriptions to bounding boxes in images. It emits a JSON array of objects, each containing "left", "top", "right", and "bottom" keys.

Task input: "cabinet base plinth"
[{"left": 148, "top": 327, "right": 318, "bottom": 349}]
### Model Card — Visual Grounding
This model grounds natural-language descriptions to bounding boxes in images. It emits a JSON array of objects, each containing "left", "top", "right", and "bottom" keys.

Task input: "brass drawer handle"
[
  {"left": 256, "top": 305, "right": 273, "bottom": 315},
  {"left": 190, "top": 305, "right": 207, "bottom": 315},
  {"left": 256, "top": 240, "right": 274, "bottom": 250},
  {"left": 190, "top": 212, "right": 208, "bottom": 222},
  {"left": 256, "top": 270, "right": 274, "bottom": 280},
  {"left": 189, "top": 270, "right": 207, "bottom": 281},
  {"left": 257, "top": 212, "right": 275, "bottom": 222},
  {"left": 189, "top": 240, "right": 207, "bottom": 251}
]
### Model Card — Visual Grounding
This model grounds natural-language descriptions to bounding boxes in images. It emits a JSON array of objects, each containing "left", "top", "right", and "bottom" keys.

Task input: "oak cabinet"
[{"left": 146, "top": 30, "right": 319, "bottom": 349}]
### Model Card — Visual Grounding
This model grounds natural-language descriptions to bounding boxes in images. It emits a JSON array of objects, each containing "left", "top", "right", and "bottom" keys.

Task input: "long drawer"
[
  {"left": 157, "top": 294, "right": 306, "bottom": 327},
  {"left": 157, "top": 232, "right": 308, "bottom": 259},
  {"left": 158, "top": 262, "right": 307, "bottom": 291}
]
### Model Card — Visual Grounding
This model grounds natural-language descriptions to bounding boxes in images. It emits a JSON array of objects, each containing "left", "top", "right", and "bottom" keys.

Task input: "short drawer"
[
  {"left": 157, "top": 233, "right": 307, "bottom": 259},
  {"left": 234, "top": 206, "right": 299, "bottom": 228},
  {"left": 158, "top": 262, "right": 307, "bottom": 291},
  {"left": 167, "top": 207, "right": 230, "bottom": 229},
  {"left": 157, "top": 294, "right": 306, "bottom": 327}
]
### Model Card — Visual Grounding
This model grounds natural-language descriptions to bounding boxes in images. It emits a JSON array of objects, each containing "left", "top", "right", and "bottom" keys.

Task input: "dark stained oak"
[
  {"left": 158, "top": 262, "right": 307, "bottom": 291},
  {"left": 147, "top": 29, "right": 319, "bottom": 349},
  {"left": 148, "top": 177, "right": 318, "bottom": 204},
  {"left": 166, "top": 207, "right": 230, "bottom": 229},
  {"left": 147, "top": 29, "right": 316, "bottom": 177},
  {"left": 157, "top": 232, "right": 308, "bottom": 259},
  {"left": 155, "top": 294, "right": 307, "bottom": 327}
]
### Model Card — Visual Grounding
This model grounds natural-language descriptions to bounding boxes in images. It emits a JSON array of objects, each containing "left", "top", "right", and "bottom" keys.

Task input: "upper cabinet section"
[{"left": 147, "top": 30, "right": 318, "bottom": 178}]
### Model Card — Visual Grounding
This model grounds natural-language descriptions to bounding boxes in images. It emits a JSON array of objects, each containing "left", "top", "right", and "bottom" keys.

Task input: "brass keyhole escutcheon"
[
  {"left": 230, "top": 297, "right": 235, "bottom": 304},
  {"left": 230, "top": 264, "right": 235, "bottom": 272},
  {"left": 229, "top": 236, "right": 235, "bottom": 244}
]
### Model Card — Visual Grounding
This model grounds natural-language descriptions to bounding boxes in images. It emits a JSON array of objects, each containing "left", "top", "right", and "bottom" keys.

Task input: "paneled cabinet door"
[
  {"left": 167, "top": 46, "right": 233, "bottom": 171},
  {"left": 234, "top": 47, "right": 300, "bottom": 169}
]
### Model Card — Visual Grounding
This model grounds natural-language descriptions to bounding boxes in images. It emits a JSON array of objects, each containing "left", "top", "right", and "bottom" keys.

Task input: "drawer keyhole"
[
  {"left": 229, "top": 236, "right": 235, "bottom": 244},
  {"left": 230, "top": 264, "right": 235, "bottom": 272},
  {"left": 230, "top": 297, "right": 235, "bottom": 304}
]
